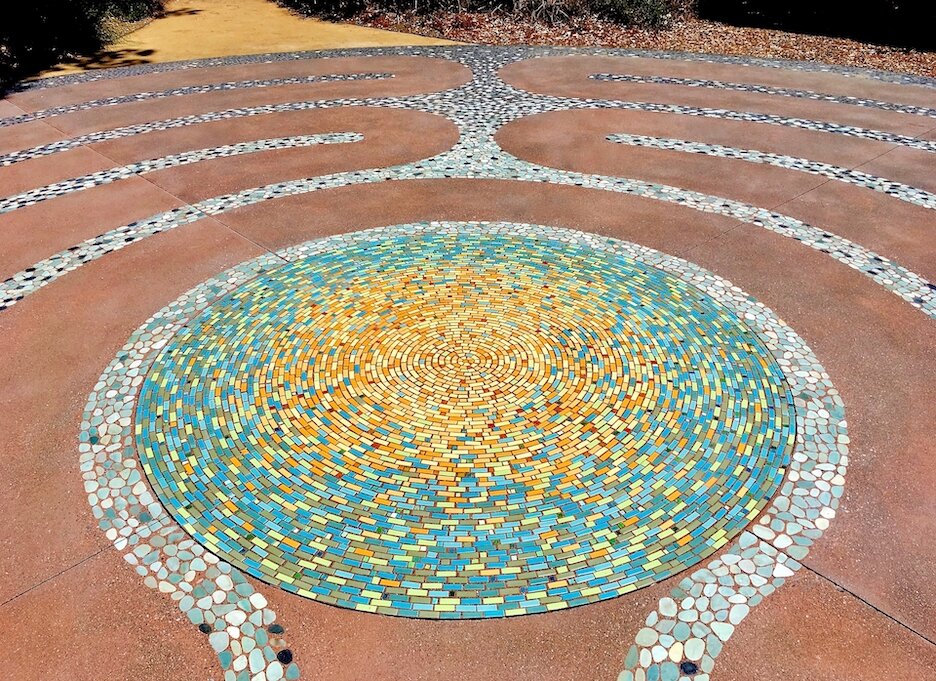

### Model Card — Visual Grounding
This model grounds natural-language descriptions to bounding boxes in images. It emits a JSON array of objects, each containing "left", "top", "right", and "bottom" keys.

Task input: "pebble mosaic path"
[{"left": 1, "top": 45, "right": 933, "bottom": 681}]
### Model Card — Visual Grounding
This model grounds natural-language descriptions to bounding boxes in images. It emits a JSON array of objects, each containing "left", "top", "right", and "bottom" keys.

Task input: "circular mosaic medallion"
[{"left": 136, "top": 225, "right": 795, "bottom": 618}]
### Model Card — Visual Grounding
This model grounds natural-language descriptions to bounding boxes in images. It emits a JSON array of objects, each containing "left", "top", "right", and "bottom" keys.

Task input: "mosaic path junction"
[{"left": 0, "top": 46, "right": 934, "bottom": 681}]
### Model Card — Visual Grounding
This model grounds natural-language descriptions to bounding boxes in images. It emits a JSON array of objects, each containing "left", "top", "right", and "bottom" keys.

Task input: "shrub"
[
  {"left": 277, "top": 0, "right": 681, "bottom": 25},
  {"left": 511, "top": 0, "right": 590, "bottom": 24},
  {"left": 276, "top": 0, "right": 366, "bottom": 19},
  {"left": 593, "top": 0, "right": 672, "bottom": 26}
]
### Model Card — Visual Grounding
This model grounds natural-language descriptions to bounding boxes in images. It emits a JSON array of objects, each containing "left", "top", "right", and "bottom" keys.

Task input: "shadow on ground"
[
  {"left": 0, "top": 4, "right": 203, "bottom": 92},
  {"left": 44, "top": 48, "right": 159, "bottom": 74}
]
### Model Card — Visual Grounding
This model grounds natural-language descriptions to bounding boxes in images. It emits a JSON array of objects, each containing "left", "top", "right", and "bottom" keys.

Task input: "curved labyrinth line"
[
  {"left": 0, "top": 51, "right": 936, "bottom": 166},
  {"left": 0, "top": 133, "right": 363, "bottom": 214},
  {"left": 606, "top": 133, "right": 936, "bottom": 211},
  {"left": 590, "top": 72, "right": 936, "bottom": 118},
  {"left": 560, "top": 100, "right": 936, "bottom": 152},
  {"left": 2, "top": 152, "right": 934, "bottom": 317},
  {"left": 0, "top": 46, "right": 928, "bottom": 681},
  {"left": 5, "top": 127, "right": 933, "bottom": 217},
  {"left": 0, "top": 73, "right": 392, "bottom": 127},
  {"left": 4, "top": 83, "right": 936, "bottom": 168},
  {"left": 0, "top": 98, "right": 405, "bottom": 167},
  {"left": 2, "top": 50, "right": 935, "bottom": 316},
  {"left": 6, "top": 59, "right": 929, "bottom": 129}
]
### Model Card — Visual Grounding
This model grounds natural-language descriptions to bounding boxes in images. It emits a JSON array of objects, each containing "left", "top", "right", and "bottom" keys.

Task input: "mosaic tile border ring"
[
  {"left": 133, "top": 222, "right": 796, "bottom": 619},
  {"left": 80, "top": 221, "right": 845, "bottom": 678},
  {"left": 81, "top": 250, "right": 301, "bottom": 681},
  {"left": 616, "top": 326, "right": 846, "bottom": 678}
]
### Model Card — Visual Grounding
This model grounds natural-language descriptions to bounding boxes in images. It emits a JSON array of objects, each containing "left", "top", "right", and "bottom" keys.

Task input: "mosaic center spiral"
[{"left": 135, "top": 227, "right": 795, "bottom": 618}]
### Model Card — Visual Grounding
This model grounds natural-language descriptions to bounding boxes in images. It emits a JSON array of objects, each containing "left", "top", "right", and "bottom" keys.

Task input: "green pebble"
[{"left": 624, "top": 645, "right": 637, "bottom": 668}]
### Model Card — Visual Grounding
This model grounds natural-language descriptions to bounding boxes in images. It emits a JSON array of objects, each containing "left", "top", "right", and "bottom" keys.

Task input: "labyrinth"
[{"left": 1, "top": 46, "right": 934, "bottom": 681}]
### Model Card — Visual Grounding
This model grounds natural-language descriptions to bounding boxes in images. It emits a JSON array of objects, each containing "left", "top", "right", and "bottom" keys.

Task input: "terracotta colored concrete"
[
  {"left": 1, "top": 46, "right": 934, "bottom": 681},
  {"left": 583, "top": 55, "right": 936, "bottom": 109},
  {"left": 260, "top": 569, "right": 670, "bottom": 681},
  {"left": 496, "top": 110, "right": 936, "bottom": 279},
  {"left": 0, "top": 100, "right": 25, "bottom": 118},
  {"left": 497, "top": 110, "right": 828, "bottom": 207},
  {"left": 143, "top": 108, "right": 459, "bottom": 202},
  {"left": 0, "top": 146, "right": 117, "bottom": 196},
  {"left": 0, "top": 118, "right": 68, "bottom": 155},
  {"left": 0, "top": 550, "right": 216, "bottom": 681},
  {"left": 778, "top": 179, "right": 936, "bottom": 280},
  {"left": 0, "top": 217, "right": 265, "bottom": 604},
  {"left": 0, "top": 107, "right": 457, "bottom": 277},
  {"left": 21, "top": 57, "right": 471, "bottom": 137},
  {"left": 685, "top": 223, "right": 936, "bottom": 640},
  {"left": 506, "top": 106, "right": 902, "bottom": 170},
  {"left": 858, "top": 145, "right": 936, "bottom": 194},
  {"left": 21, "top": 54, "right": 465, "bottom": 112},
  {"left": 717, "top": 570, "right": 936, "bottom": 680},
  {"left": 499, "top": 56, "right": 933, "bottom": 136},
  {"left": 0, "top": 176, "right": 185, "bottom": 279},
  {"left": 219, "top": 177, "right": 740, "bottom": 254},
  {"left": 83, "top": 104, "right": 454, "bottom": 165}
]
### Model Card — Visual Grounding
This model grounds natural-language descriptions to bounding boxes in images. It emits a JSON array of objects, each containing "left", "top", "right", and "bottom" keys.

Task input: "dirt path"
[{"left": 44, "top": 0, "right": 455, "bottom": 76}]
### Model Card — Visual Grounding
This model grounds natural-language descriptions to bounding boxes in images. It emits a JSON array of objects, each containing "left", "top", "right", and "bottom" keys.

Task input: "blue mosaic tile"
[{"left": 133, "top": 228, "right": 795, "bottom": 617}]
